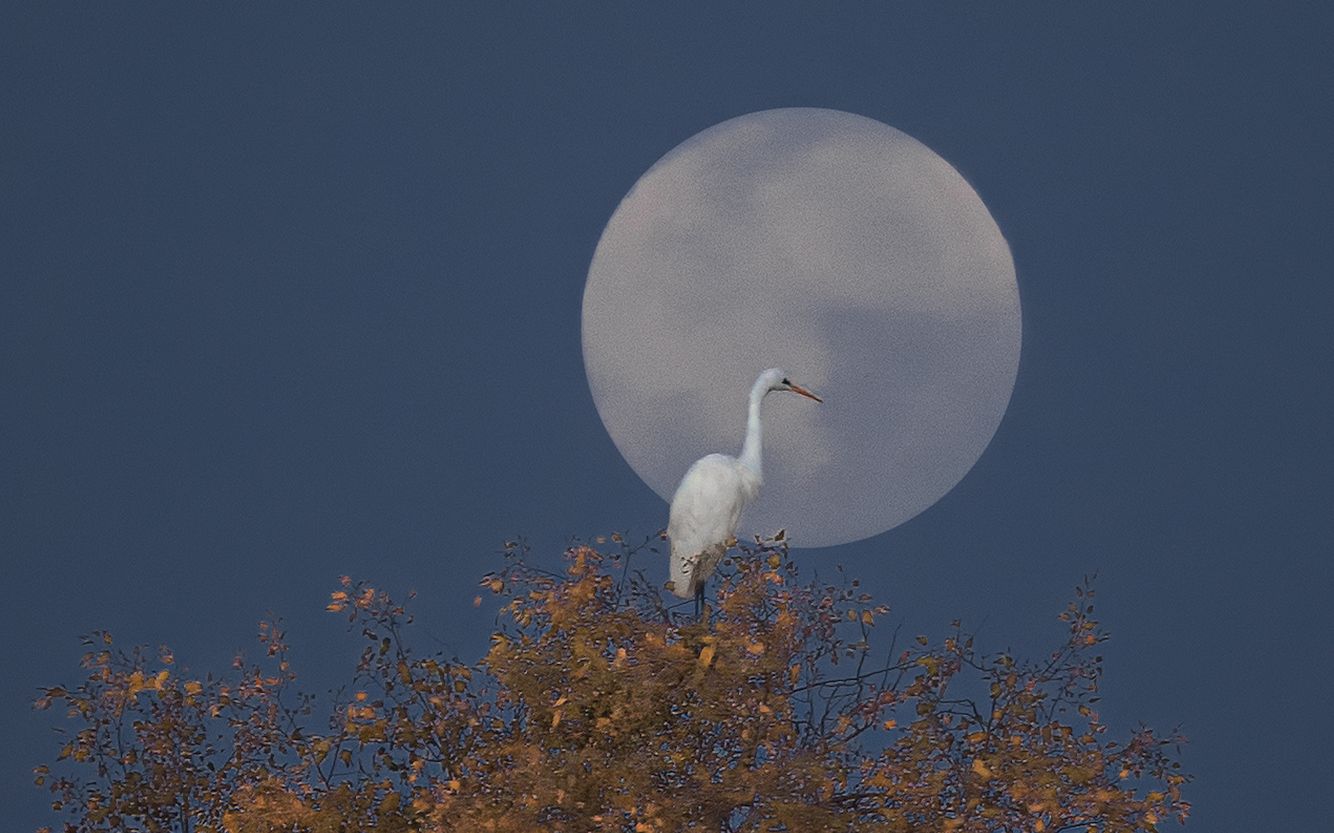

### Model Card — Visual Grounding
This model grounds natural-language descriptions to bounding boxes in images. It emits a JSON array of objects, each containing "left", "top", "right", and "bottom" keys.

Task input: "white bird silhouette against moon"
[
  {"left": 582, "top": 108, "right": 1021, "bottom": 548},
  {"left": 669, "top": 368, "right": 822, "bottom": 612}
]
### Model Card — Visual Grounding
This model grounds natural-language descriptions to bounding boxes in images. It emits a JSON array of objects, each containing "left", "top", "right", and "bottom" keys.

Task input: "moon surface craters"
[{"left": 582, "top": 108, "right": 1021, "bottom": 548}]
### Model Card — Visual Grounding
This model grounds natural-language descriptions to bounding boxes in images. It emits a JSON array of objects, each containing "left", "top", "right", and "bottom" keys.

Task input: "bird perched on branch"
[{"left": 668, "top": 368, "right": 822, "bottom": 616}]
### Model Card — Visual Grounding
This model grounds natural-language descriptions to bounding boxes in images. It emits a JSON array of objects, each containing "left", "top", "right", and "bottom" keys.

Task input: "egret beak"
[{"left": 789, "top": 384, "right": 823, "bottom": 403}]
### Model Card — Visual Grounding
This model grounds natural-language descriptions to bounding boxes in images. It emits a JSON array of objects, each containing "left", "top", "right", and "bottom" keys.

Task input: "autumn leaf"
[{"left": 697, "top": 644, "right": 716, "bottom": 668}]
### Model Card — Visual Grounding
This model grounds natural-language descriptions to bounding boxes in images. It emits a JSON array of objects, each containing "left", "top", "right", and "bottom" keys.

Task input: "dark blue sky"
[{"left": 4, "top": 5, "right": 1330, "bottom": 829}]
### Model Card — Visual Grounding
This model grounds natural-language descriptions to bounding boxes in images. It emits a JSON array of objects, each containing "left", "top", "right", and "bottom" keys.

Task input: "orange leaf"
[{"left": 698, "top": 645, "right": 716, "bottom": 668}]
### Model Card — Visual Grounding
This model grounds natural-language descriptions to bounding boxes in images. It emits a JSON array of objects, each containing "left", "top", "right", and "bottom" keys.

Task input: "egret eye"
[{"left": 782, "top": 377, "right": 790, "bottom": 385}]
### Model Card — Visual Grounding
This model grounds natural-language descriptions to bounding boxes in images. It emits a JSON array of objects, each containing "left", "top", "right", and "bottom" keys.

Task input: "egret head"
[{"left": 758, "top": 368, "right": 823, "bottom": 402}]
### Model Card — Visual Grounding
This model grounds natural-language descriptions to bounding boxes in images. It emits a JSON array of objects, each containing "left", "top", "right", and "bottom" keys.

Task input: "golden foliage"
[{"left": 36, "top": 539, "right": 1190, "bottom": 833}]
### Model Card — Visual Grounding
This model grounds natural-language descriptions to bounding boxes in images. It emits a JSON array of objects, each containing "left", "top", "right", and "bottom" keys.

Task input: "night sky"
[{"left": 4, "top": 5, "right": 1330, "bottom": 830}]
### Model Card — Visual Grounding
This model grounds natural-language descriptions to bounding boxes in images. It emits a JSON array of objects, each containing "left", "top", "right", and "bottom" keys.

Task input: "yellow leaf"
[
  {"left": 972, "top": 758, "right": 993, "bottom": 780},
  {"left": 551, "top": 709, "right": 562, "bottom": 728},
  {"left": 883, "top": 719, "right": 897, "bottom": 730},
  {"left": 698, "top": 645, "right": 716, "bottom": 668},
  {"left": 746, "top": 641, "right": 765, "bottom": 655}
]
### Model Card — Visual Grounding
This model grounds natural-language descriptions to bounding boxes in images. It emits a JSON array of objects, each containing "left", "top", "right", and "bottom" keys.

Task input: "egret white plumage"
[{"left": 668, "top": 368, "right": 822, "bottom": 615}]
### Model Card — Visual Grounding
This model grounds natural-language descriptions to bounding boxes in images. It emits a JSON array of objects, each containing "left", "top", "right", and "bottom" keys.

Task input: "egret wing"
[{"left": 667, "top": 455, "right": 748, "bottom": 597}]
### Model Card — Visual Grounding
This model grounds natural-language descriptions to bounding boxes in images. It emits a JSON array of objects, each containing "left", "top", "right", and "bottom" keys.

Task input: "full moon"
[{"left": 582, "top": 108, "right": 1021, "bottom": 548}]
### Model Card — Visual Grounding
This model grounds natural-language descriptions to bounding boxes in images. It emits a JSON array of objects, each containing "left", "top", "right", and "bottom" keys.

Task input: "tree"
[{"left": 36, "top": 536, "right": 1190, "bottom": 832}]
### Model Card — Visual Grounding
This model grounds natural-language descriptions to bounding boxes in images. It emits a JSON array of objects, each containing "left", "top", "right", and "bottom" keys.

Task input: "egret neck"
[{"left": 738, "top": 374, "right": 769, "bottom": 483}]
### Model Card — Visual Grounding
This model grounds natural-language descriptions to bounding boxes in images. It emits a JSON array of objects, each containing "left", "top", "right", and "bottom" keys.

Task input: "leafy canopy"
[{"left": 36, "top": 536, "right": 1190, "bottom": 832}]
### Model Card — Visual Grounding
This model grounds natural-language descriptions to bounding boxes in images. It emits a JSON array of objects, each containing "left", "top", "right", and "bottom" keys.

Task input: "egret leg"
[{"left": 694, "top": 581, "right": 705, "bottom": 621}]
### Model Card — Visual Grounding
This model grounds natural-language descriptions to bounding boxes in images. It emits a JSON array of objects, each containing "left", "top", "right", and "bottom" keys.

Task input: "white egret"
[{"left": 668, "top": 368, "right": 822, "bottom": 615}]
